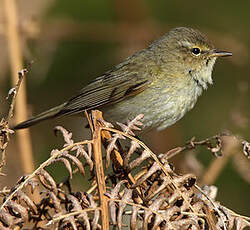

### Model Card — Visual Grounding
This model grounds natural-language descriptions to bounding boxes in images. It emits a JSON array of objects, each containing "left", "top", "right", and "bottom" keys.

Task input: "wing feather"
[{"left": 58, "top": 66, "right": 150, "bottom": 116}]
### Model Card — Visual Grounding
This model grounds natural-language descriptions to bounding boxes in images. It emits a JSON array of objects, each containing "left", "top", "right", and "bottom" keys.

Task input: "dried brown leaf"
[
  {"left": 132, "top": 160, "right": 165, "bottom": 188},
  {"left": 97, "top": 118, "right": 114, "bottom": 128},
  {"left": 67, "top": 194, "right": 90, "bottom": 230},
  {"left": 107, "top": 180, "right": 127, "bottom": 225},
  {"left": 54, "top": 126, "right": 74, "bottom": 146},
  {"left": 37, "top": 169, "right": 58, "bottom": 194},
  {"left": 26, "top": 178, "right": 39, "bottom": 194},
  {"left": 106, "top": 136, "right": 118, "bottom": 167},
  {"left": 74, "top": 145, "right": 93, "bottom": 171},
  {"left": 117, "top": 114, "right": 144, "bottom": 136},
  {"left": 86, "top": 194, "right": 100, "bottom": 230},
  {"left": 46, "top": 191, "right": 62, "bottom": 213},
  {"left": 0, "top": 209, "right": 20, "bottom": 227},
  {"left": 171, "top": 218, "right": 200, "bottom": 230},
  {"left": 63, "top": 153, "right": 85, "bottom": 176},
  {"left": 16, "top": 191, "right": 37, "bottom": 214},
  {"left": 7, "top": 200, "right": 28, "bottom": 220},
  {"left": 62, "top": 216, "right": 78, "bottom": 230},
  {"left": 145, "top": 177, "right": 170, "bottom": 201},
  {"left": 128, "top": 150, "right": 151, "bottom": 171},
  {"left": 152, "top": 206, "right": 180, "bottom": 230},
  {"left": 144, "top": 196, "right": 168, "bottom": 229},
  {"left": 124, "top": 140, "right": 140, "bottom": 168},
  {"left": 173, "top": 174, "right": 196, "bottom": 189},
  {"left": 117, "top": 188, "right": 133, "bottom": 230},
  {"left": 130, "top": 206, "right": 140, "bottom": 230}
]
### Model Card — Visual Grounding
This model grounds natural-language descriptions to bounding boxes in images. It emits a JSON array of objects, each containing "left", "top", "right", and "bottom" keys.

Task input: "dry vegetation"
[{"left": 0, "top": 72, "right": 250, "bottom": 229}]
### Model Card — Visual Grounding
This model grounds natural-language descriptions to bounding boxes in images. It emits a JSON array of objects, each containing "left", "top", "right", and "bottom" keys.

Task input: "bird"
[{"left": 14, "top": 27, "right": 232, "bottom": 131}]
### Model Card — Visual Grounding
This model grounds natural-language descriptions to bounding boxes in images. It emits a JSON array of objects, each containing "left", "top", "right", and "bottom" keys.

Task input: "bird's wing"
[{"left": 58, "top": 64, "right": 151, "bottom": 116}]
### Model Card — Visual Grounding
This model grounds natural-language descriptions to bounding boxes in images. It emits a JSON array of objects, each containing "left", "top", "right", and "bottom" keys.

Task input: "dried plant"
[{"left": 0, "top": 108, "right": 250, "bottom": 229}]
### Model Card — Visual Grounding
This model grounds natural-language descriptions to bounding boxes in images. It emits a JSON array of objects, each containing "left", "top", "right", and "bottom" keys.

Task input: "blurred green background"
[{"left": 1, "top": 0, "right": 249, "bottom": 217}]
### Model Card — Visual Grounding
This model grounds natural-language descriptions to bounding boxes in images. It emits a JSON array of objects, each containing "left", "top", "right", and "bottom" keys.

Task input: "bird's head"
[{"left": 156, "top": 27, "right": 232, "bottom": 89}]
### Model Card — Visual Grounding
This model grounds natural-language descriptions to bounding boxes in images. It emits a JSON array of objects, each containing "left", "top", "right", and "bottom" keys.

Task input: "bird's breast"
[
  {"left": 103, "top": 77, "right": 203, "bottom": 131},
  {"left": 155, "top": 78, "right": 203, "bottom": 130}
]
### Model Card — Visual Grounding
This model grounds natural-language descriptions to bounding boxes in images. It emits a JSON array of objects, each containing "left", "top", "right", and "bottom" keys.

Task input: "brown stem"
[{"left": 92, "top": 110, "right": 109, "bottom": 229}]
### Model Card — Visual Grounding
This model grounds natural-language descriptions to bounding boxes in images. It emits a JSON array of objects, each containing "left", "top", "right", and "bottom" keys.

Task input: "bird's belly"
[{"left": 103, "top": 85, "right": 201, "bottom": 131}]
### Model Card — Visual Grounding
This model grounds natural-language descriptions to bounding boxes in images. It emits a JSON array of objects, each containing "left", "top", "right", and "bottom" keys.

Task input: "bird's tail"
[{"left": 13, "top": 103, "right": 66, "bottom": 129}]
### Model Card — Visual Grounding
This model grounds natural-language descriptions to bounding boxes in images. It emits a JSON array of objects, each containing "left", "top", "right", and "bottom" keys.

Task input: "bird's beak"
[{"left": 210, "top": 49, "right": 232, "bottom": 57}]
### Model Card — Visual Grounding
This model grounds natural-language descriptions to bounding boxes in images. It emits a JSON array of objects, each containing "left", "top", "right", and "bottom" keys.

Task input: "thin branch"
[{"left": 46, "top": 208, "right": 102, "bottom": 226}]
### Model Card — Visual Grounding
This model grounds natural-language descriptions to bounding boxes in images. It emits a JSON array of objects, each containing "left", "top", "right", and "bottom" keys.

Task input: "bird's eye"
[{"left": 191, "top": 47, "right": 201, "bottom": 56}]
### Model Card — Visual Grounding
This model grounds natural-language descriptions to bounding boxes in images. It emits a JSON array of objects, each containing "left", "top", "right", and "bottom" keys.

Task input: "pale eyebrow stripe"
[{"left": 178, "top": 41, "right": 210, "bottom": 55}]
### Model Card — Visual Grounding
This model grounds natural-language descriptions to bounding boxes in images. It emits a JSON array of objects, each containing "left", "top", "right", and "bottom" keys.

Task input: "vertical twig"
[
  {"left": 0, "top": 69, "right": 27, "bottom": 171},
  {"left": 92, "top": 110, "right": 109, "bottom": 229},
  {"left": 6, "top": 69, "right": 27, "bottom": 122},
  {"left": 3, "top": 0, "right": 34, "bottom": 173}
]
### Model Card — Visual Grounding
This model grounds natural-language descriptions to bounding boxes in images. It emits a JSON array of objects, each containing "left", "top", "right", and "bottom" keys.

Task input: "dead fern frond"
[{"left": 0, "top": 110, "right": 249, "bottom": 229}]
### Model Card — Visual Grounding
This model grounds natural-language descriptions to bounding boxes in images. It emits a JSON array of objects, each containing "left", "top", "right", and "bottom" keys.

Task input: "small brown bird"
[{"left": 14, "top": 27, "right": 232, "bottom": 131}]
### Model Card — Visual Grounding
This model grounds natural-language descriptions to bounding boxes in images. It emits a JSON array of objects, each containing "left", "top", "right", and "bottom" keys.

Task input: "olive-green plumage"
[{"left": 14, "top": 27, "right": 232, "bottom": 130}]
